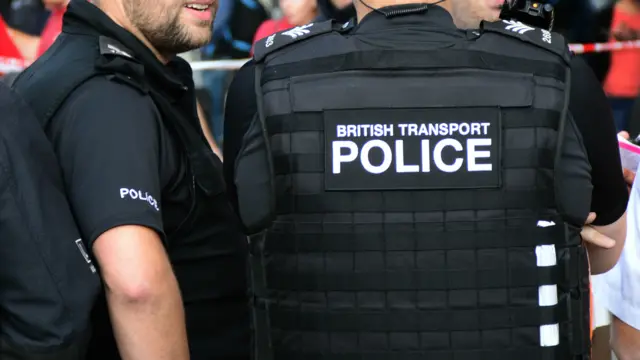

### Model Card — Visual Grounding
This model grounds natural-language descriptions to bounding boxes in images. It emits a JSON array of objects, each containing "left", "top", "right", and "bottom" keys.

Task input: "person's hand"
[
  {"left": 619, "top": 131, "right": 636, "bottom": 189},
  {"left": 581, "top": 212, "right": 616, "bottom": 249}
]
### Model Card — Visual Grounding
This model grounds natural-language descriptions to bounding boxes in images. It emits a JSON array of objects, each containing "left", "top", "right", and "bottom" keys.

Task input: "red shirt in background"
[
  {"left": 251, "top": 18, "right": 294, "bottom": 55},
  {"left": 38, "top": 8, "right": 65, "bottom": 55},
  {"left": 0, "top": 15, "right": 29, "bottom": 74},
  {"left": 604, "top": 5, "right": 640, "bottom": 98},
  {"left": 0, "top": 8, "right": 65, "bottom": 75}
]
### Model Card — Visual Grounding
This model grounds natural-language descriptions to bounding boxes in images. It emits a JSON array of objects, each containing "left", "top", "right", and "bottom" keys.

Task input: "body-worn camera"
[{"left": 499, "top": 0, "right": 555, "bottom": 30}]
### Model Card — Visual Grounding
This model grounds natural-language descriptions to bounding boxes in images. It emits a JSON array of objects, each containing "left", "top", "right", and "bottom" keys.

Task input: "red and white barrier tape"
[
  {"left": 569, "top": 40, "right": 640, "bottom": 54},
  {"left": 187, "top": 40, "right": 640, "bottom": 70},
  {"left": 4, "top": 41, "right": 640, "bottom": 74}
]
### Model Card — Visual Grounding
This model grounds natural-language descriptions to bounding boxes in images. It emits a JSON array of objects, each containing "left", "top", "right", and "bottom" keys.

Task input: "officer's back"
[
  {"left": 227, "top": 0, "right": 628, "bottom": 358},
  {"left": 12, "top": 0, "right": 249, "bottom": 359}
]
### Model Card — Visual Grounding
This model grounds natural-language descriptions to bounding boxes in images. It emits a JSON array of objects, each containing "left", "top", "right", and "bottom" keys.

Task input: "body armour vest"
[{"left": 240, "top": 17, "right": 592, "bottom": 360}]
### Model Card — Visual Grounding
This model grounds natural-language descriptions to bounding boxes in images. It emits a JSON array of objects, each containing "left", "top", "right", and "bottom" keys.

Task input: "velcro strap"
[
  {"left": 274, "top": 189, "right": 557, "bottom": 213},
  {"left": 266, "top": 222, "right": 579, "bottom": 252},
  {"left": 268, "top": 301, "right": 570, "bottom": 331},
  {"left": 272, "top": 344, "right": 579, "bottom": 360},
  {"left": 266, "top": 265, "right": 578, "bottom": 292},
  {"left": 261, "top": 49, "right": 567, "bottom": 83}
]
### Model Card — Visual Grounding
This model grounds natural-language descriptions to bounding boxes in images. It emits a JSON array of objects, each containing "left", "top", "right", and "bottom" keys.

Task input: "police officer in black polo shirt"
[
  {"left": 224, "top": 0, "right": 629, "bottom": 358},
  {"left": 11, "top": 0, "right": 249, "bottom": 359}
]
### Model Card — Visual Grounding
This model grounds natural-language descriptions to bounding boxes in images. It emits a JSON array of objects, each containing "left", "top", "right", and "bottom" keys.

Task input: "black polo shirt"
[
  {"left": 224, "top": 6, "right": 628, "bottom": 227},
  {"left": 12, "top": 1, "right": 249, "bottom": 359}
]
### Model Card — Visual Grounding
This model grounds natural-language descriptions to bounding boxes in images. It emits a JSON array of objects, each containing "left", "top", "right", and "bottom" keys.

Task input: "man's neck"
[{"left": 355, "top": 0, "right": 451, "bottom": 22}]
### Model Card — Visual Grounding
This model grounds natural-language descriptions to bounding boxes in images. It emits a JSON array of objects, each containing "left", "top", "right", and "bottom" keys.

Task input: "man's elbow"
[
  {"left": 93, "top": 225, "right": 179, "bottom": 304},
  {"left": 104, "top": 276, "right": 160, "bottom": 304}
]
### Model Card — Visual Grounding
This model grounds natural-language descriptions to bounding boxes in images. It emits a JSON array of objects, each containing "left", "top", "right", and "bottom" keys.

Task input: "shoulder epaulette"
[
  {"left": 253, "top": 20, "right": 340, "bottom": 62},
  {"left": 481, "top": 20, "right": 571, "bottom": 64},
  {"left": 99, "top": 36, "right": 136, "bottom": 60}
]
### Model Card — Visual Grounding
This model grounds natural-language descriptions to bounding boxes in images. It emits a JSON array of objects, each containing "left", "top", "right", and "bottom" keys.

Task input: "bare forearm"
[
  {"left": 106, "top": 274, "right": 189, "bottom": 360},
  {"left": 612, "top": 315, "right": 640, "bottom": 360}
]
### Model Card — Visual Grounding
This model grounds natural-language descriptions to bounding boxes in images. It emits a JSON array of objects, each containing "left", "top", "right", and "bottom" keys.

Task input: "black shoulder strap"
[
  {"left": 481, "top": 19, "right": 571, "bottom": 64},
  {"left": 253, "top": 20, "right": 336, "bottom": 62},
  {"left": 98, "top": 36, "right": 135, "bottom": 59},
  {"left": 19, "top": 68, "right": 99, "bottom": 131},
  {"left": 15, "top": 36, "right": 136, "bottom": 130}
]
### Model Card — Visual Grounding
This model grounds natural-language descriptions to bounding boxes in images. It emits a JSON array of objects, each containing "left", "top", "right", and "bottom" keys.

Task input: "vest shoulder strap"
[
  {"left": 23, "top": 36, "right": 138, "bottom": 129},
  {"left": 98, "top": 36, "right": 136, "bottom": 59},
  {"left": 253, "top": 20, "right": 345, "bottom": 62},
  {"left": 481, "top": 20, "right": 571, "bottom": 64}
]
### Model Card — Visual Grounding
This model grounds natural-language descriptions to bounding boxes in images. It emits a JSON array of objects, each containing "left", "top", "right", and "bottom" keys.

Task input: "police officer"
[
  {"left": 224, "top": 0, "right": 629, "bottom": 358},
  {"left": 11, "top": 0, "right": 249, "bottom": 359}
]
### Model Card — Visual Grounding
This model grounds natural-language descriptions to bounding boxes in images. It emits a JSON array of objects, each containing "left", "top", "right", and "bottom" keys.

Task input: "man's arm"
[
  {"left": 568, "top": 56, "right": 628, "bottom": 275},
  {"left": 612, "top": 315, "right": 640, "bottom": 360},
  {"left": 51, "top": 78, "right": 189, "bottom": 359},
  {"left": 223, "top": 61, "right": 257, "bottom": 215},
  {"left": 196, "top": 99, "right": 223, "bottom": 160},
  {"left": 94, "top": 226, "right": 189, "bottom": 360}
]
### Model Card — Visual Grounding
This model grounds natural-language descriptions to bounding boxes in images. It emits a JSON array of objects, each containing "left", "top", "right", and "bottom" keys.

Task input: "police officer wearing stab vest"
[{"left": 224, "top": 0, "right": 629, "bottom": 357}]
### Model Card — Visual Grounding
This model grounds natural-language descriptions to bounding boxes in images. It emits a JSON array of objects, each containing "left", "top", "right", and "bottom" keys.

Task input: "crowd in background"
[{"left": 4, "top": 0, "right": 640, "bottom": 139}]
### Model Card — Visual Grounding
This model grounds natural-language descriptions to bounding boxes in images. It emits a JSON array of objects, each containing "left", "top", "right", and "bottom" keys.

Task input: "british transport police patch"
[{"left": 324, "top": 108, "right": 502, "bottom": 191}]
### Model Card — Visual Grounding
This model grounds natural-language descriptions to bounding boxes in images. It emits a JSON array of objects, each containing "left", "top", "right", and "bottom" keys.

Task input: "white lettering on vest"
[
  {"left": 467, "top": 138, "right": 492, "bottom": 171},
  {"left": 332, "top": 141, "right": 358, "bottom": 174},
  {"left": 396, "top": 122, "right": 490, "bottom": 137},
  {"left": 395, "top": 140, "right": 419, "bottom": 173},
  {"left": 331, "top": 137, "right": 493, "bottom": 175},
  {"left": 360, "top": 139, "right": 393, "bottom": 174},
  {"left": 433, "top": 138, "right": 463, "bottom": 173}
]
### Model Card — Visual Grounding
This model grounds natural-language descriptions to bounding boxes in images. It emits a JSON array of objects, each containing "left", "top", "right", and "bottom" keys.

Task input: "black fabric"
[
  {"left": 248, "top": 10, "right": 590, "bottom": 360},
  {"left": 567, "top": 56, "right": 628, "bottom": 225},
  {"left": 11, "top": 1, "right": 250, "bottom": 359},
  {"left": 260, "top": 49, "right": 567, "bottom": 84},
  {"left": 227, "top": 6, "right": 602, "bottom": 359},
  {"left": 0, "top": 82, "right": 100, "bottom": 359},
  {"left": 225, "top": 61, "right": 626, "bottom": 229}
]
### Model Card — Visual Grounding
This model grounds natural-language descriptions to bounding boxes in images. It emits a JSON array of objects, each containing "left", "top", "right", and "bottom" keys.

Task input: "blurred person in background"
[
  {"left": 315, "top": 0, "right": 353, "bottom": 22},
  {"left": 200, "top": 0, "right": 268, "bottom": 146},
  {"left": 593, "top": 132, "right": 640, "bottom": 360},
  {"left": 39, "top": 0, "right": 68, "bottom": 53},
  {"left": 252, "top": 0, "right": 319, "bottom": 45},
  {"left": 604, "top": 0, "right": 640, "bottom": 132},
  {"left": 0, "top": 0, "right": 66, "bottom": 76}
]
